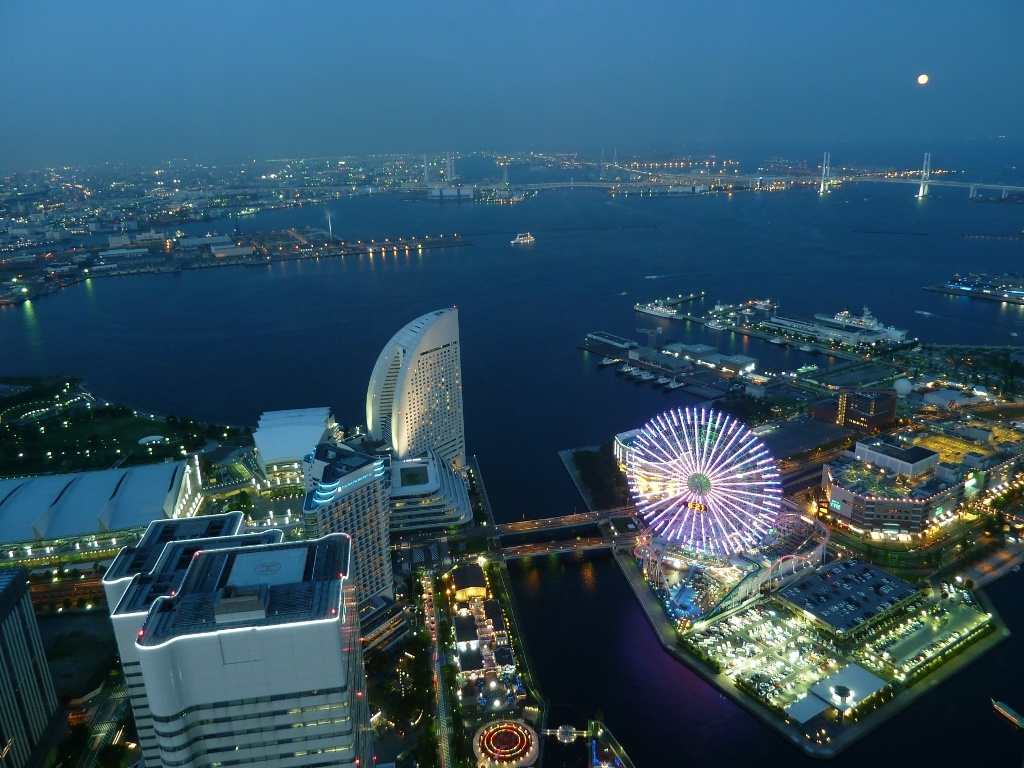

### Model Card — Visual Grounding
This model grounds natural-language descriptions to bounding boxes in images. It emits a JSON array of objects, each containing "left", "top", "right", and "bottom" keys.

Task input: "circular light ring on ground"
[
  {"left": 473, "top": 721, "right": 539, "bottom": 767},
  {"left": 627, "top": 407, "right": 782, "bottom": 558}
]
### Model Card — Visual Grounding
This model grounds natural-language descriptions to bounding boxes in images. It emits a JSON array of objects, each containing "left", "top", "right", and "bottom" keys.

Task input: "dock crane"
[{"left": 637, "top": 327, "right": 662, "bottom": 348}]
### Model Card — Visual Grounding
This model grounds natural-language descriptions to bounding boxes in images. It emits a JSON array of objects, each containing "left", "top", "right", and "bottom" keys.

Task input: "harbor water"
[{"left": 2, "top": 180, "right": 1024, "bottom": 765}]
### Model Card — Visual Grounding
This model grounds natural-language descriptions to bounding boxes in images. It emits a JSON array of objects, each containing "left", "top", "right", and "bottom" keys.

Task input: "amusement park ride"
[{"left": 627, "top": 407, "right": 829, "bottom": 628}]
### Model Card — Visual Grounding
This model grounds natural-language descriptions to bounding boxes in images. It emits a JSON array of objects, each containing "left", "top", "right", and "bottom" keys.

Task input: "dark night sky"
[{"left": 1, "top": 1, "right": 1021, "bottom": 168}]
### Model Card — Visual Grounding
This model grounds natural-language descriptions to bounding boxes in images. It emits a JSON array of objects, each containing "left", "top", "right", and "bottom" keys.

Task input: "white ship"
[
  {"left": 511, "top": 232, "right": 535, "bottom": 244},
  {"left": 815, "top": 306, "right": 907, "bottom": 342},
  {"left": 635, "top": 304, "right": 679, "bottom": 319}
]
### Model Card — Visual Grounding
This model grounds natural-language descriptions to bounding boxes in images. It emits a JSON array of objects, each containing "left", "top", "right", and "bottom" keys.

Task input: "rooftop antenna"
[{"left": 636, "top": 327, "right": 662, "bottom": 348}]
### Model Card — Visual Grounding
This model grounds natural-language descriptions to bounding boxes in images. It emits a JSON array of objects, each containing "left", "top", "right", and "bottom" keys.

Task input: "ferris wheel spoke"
[{"left": 629, "top": 407, "right": 781, "bottom": 560}]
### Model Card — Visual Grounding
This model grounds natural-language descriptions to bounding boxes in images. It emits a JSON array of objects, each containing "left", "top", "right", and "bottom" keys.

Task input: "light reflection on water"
[{"left": 508, "top": 551, "right": 1024, "bottom": 768}]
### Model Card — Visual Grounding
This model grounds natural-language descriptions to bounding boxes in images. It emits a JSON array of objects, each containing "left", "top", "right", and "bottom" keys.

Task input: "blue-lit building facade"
[{"left": 303, "top": 444, "right": 393, "bottom": 600}]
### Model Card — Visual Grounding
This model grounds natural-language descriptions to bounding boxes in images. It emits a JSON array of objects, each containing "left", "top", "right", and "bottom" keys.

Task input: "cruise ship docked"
[{"left": 814, "top": 306, "right": 907, "bottom": 342}]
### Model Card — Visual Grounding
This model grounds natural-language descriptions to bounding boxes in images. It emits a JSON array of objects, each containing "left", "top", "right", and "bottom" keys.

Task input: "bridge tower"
[
  {"left": 818, "top": 152, "right": 831, "bottom": 195},
  {"left": 918, "top": 152, "right": 931, "bottom": 197}
]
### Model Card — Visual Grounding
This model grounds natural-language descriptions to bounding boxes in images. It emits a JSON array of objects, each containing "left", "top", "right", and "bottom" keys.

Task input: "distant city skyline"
[{"left": 1, "top": 2, "right": 1022, "bottom": 168}]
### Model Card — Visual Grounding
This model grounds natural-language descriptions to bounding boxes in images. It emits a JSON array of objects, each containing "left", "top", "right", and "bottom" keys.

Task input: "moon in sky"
[{"left": 918, "top": 74, "right": 929, "bottom": 85}]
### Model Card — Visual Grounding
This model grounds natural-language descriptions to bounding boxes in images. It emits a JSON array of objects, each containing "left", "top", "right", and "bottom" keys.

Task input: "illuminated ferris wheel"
[{"left": 627, "top": 407, "right": 782, "bottom": 558}]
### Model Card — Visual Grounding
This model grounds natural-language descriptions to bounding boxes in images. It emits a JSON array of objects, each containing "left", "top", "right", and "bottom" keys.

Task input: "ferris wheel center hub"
[{"left": 687, "top": 473, "right": 712, "bottom": 495}]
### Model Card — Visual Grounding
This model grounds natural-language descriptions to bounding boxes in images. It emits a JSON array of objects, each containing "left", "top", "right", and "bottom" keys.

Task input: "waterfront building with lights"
[
  {"left": 823, "top": 436, "right": 1022, "bottom": 537},
  {"left": 366, "top": 308, "right": 466, "bottom": 468},
  {"left": 389, "top": 448, "right": 472, "bottom": 532},
  {"left": 303, "top": 443, "right": 393, "bottom": 600},
  {"left": 135, "top": 535, "right": 373, "bottom": 768},
  {"left": 253, "top": 408, "right": 338, "bottom": 484}
]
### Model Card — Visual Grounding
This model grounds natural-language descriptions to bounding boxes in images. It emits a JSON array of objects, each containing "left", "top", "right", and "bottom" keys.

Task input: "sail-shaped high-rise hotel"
[{"left": 366, "top": 308, "right": 466, "bottom": 468}]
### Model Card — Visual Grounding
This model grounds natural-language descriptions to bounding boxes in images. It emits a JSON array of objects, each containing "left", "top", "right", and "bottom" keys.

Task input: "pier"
[{"left": 923, "top": 283, "right": 1024, "bottom": 307}]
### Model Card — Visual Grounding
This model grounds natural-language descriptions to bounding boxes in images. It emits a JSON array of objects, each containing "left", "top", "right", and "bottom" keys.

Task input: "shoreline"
[{"left": 610, "top": 544, "right": 1009, "bottom": 759}]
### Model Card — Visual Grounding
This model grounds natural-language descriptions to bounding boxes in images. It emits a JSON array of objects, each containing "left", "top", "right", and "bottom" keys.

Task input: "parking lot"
[
  {"left": 858, "top": 584, "right": 991, "bottom": 682},
  {"left": 686, "top": 581, "right": 993, "bottom": 715},
  {"left": 689, "top": 604, "right": 842, "bottom": 711}
]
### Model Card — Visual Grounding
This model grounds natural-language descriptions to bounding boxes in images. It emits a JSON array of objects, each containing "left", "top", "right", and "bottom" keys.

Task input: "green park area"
[
  {"left": 573, "top": 442, "right": 630, "bottom": 509},
  {"left": 0, "top": 377, "right": 248, "bottom": 476}
]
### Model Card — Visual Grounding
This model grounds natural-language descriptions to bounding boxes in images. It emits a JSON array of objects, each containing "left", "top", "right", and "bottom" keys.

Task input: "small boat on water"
[
  {"left": 666, "top": 381, "right": 685, "bottom": 390},
  {"left": 799, "top": 345, "right": 814, "bottom": 353},
  {"left": 511, "top": 232, "right": 535, "bottom": 245},
  {"left": 706, "top": 319, "right": 726, "bottom": 330},
  {"left": 655, "top": 376, "right": 671, "bottom": 385},
  {"left": 618, "top": 364, "right": 635, "bottom": 374},
  {"left": 630, "top": 369, "right": 645, "bottom": 379},
  {"left": 640, "top": 372, "right": 656, "bottom": 381},
  {"left": 599, "top": 357, "right": 622, "bottom": 366},
  {"left": 993, "top": 699, "right": 1024, "bottom": 728},
  {"left": 769, "top": 337, "right": 785, "bottom": 345}
]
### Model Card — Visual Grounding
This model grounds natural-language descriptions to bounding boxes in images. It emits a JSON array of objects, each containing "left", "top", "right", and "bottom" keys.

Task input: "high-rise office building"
[
  {"left": 0, "top": 569, "right": 64, "bottom": 768},
  {"left": 366, "top": 308, "right": 466, "bottom": 468},
  {"left": 303, "top": 444, "right": 393, "bottom": 600},
  {"left": 102, "top": 513, "right": 281, "bottom": 768},
  {"left": 135, "top": 535, "right": 372, "bottom": 768}
]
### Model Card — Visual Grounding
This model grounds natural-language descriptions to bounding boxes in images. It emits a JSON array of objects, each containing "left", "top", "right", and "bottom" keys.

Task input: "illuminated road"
[
  {"left": 75, "top": 684, "right": 129, "bottom": 768},
  {"left": 420, "top": 576, "right": 451, "bottom": 768}
]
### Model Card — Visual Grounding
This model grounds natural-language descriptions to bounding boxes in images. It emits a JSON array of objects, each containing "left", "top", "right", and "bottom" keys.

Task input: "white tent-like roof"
[
  {"left": 253, "top": 408, "right": 334, "bottom": 471},
  {"left": 0, "top": 462, "right": 186, "bottom": 546}
]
